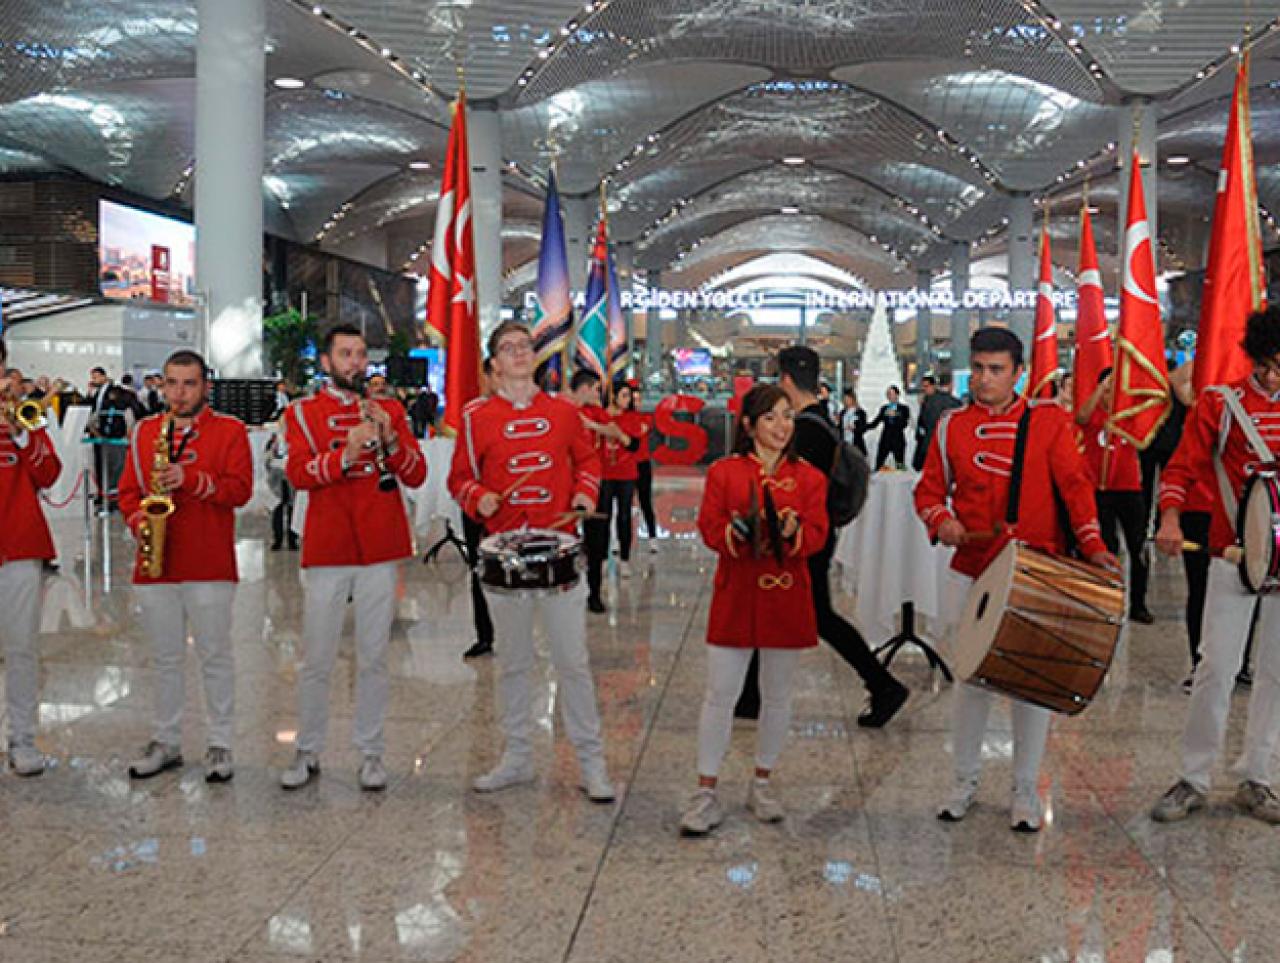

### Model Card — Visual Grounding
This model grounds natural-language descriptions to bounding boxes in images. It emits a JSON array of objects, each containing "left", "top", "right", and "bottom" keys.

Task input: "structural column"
[
  {"left": 915, "top": 268, "right": 932, "bottom": 378},
  {"left": 950, "top": 241, "right": 971, "bottom": 372},
  {"left": 1118, "top": 100, "right": 1160, "bottom": 267},
  {"left": 616, "top": 242, "right": 635, "bottom": 375},
  {"left": 468, "top": 102, "right": 504, "bottom": 341},
  {"left": 646, "top": 270, "right": 666, "bottom": 381},
  {"left": 562, "top": 193, "right": 596, "bottom": 294},
  {"left": 1006, "top": 192, "right": 1035, "bottom": 351},
  {"left": 196, "top": 0, "right": 265, "bottom": 377}
]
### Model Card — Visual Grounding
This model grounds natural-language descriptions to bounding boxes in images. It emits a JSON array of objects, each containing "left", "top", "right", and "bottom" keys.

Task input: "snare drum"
[
  {"left": 477, "top": 528, "right": 582, "bottom": 593},
  {"left": 954, "top": 541, "right": 1126, "bottom": 715},
  {"left": 1238, "top": 473, "right": 1280, "bottom": 594}
]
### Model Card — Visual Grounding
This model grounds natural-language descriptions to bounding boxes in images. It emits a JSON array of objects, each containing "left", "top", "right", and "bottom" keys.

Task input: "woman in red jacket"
[{"left": 681, "top": 384, "right": 829, "bottom": 836}]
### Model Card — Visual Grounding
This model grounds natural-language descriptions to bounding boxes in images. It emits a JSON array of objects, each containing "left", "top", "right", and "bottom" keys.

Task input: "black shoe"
[
  {"left": 288, "top": 538, "right": 300, "bottom": 551},
  {"left": 587, "top": 595, "right": 606, "bottom": 614},
  {"left": 858, "top": 682, "right": 909, "bottom": 729},
  {"left": 270, "top": 541, "right": 283, "bottom": 551},
  {"left": 1129, "top": 607, "right": 1155, "bottom": 625},
  {"left": 1237, "top": 668, "right": 1254, "bottom": 688},
  {"left": 41, "top": 559, "right": 59, "bottom": 574},
  {"left": 463, "top": 640, "right": 494, "bottom": 659}
]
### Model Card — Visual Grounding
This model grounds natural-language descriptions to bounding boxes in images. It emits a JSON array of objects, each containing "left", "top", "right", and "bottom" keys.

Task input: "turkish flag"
[
  {"left": 1072, "top": 205, "right": 1113, "bottom": 413},
  {"left": 425, "top": 91, "right": 481, "bottom": 437},
  {"left": 1028, "top": 225, "right": 1058, "bottom": 399},
  {"left": 1193, "top": 51, "right": 1267, "bottom": 394},
  {"left": 1108, "top": 148, "right": 1171, "bottom": 449}
]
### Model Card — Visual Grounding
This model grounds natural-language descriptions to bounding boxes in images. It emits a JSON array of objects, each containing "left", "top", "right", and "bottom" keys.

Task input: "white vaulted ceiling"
[{"left": 0, "top": 0, "right": 1277, "bottom": 289}]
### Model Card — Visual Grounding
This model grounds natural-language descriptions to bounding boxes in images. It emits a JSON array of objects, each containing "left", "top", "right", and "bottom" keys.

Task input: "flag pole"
[{"left": 599, "top": 181, "right": 613, "bottom": 407}]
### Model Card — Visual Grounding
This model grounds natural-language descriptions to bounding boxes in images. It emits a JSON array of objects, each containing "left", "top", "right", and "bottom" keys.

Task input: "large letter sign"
[{"left": 652, "top": 394, "right": 708, "bottom": 466}]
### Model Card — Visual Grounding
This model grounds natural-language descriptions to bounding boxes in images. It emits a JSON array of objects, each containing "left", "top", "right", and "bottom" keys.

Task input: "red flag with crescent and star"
[
  {"left": 1028, "top": 223, "right": 1058, "bottom": 399},
  {"left": 1193, "top": 51, "right": 1268, "bottom": 395},
  {"left": 1072, "top": 203, "right": 1113, "bottom": 413},
  {"left": 425, "top": 90, "right": 480, "bottom": 437},
  {"left": 1107, "top": 148, "right": 1170, "bottom": 449}
]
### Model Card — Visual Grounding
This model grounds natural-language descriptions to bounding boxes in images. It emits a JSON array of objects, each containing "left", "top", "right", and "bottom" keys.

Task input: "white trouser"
[
  {"left": 297, "top": 562, "right": 398, "bottom": 755},
  {"left": 0, "top": 560, "right": 42, "bottom": 748},
  {"left": 943, "top": 571, "right": 1052, "bottom": 791},
  {"left": 481, "top": 579, "right": 606, "bottom": 770},
  {"left": 1181, "top": 558, "right": 1280, "bottom": 792},
  {"left": 136, "top": 581, "right": 237, "bottom": 749},
  {"left": 697, "top": 645, "right": 801, "bottom": 778}
]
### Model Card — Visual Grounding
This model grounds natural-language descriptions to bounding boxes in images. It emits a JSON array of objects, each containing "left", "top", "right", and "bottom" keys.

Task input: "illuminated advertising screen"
[
  {"left": 673, "top": 347, "right": 712, "bottom": 378},
  {"left": 99, "top": 200, "right": 196, "bottom": 306}
]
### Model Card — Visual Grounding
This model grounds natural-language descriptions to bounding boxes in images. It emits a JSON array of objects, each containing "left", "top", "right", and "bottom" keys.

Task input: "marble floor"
[{"left": 1, "top": 471, "right": 1277, "bottom": 962}]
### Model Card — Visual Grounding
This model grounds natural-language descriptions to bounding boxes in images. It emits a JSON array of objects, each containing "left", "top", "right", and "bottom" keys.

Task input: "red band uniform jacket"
[
  {"left": 448, "top": 391, "right": 602, "bottom": 536},
  {"left": 118, "top": 409, "right": 253, "bottom": 583},
  {"left": 285, "top": 388, "right": 427, "bottom": 567},
  {"left": 1159, "top": 376, "right": 1280, "bottom": 556},
  {"left": 697, "top": 454, "right": 829, "bottom": 649},
  {"left": 0, "top": 426, "right": 60, "bottom": 564},
  {"left": 914, "top": 397, "right": 1107, "bottom": 578}
]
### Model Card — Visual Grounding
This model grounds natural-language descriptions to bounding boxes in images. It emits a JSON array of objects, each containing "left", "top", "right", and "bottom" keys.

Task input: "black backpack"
[{"left": 797, "top": 411, "right": 870, "bottom": 527}]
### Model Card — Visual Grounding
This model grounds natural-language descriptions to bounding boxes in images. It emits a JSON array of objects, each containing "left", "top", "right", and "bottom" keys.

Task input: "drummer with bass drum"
[
  {"left": 914, "top": 328, "right": 1116, "bottom": 832},
  {"left": 448, "top": 320, "right": 615, "bottom": 802},
  {"left": 1151, "top": 306, "right": 1280, "bottom": 826}
]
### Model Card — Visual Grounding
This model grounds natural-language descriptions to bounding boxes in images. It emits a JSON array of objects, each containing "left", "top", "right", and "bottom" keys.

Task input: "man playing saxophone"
[
  {"left": 118, "top": 350, "right": 252, "bottom": 783},
  {"left": 0, "top": 337, "right": 61, "bottom": 776}
]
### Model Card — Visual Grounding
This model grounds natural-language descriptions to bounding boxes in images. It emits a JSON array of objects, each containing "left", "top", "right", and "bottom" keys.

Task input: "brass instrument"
[
  {"left": 137, "top": 413, "right": 176, "bottom": 578},
  {"left": 1, "top": 391, "right": 49, "bottom": 432},
  {"left": 360, "top": 399, "right": 398, "bottom": 492}
]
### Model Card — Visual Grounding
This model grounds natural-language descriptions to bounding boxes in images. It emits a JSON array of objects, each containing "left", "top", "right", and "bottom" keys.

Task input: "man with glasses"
[{"left": 448, "top": 321, "right": 614, "bottom": 802}]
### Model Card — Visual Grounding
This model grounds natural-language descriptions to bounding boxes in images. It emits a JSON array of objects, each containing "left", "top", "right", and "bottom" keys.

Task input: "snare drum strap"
[
  {"left": 1210, "top": 386, "right": 1275, "bottom": 521},
  {"left": 1005, "top": 406, "right": 1034, "bottom": 526}
]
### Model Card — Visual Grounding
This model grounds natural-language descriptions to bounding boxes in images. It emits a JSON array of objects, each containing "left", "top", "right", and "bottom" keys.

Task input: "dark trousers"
[
  {"left": 271, "top": 481, "right": 296, "bottom": 547},
  {"left": 587, "top": 480, "right": 635, "bottom": 599},
  {"left": 1140, "top": 448, "right": 1170, "bottom": 535},
  {"left": 92, "top": 443, "right": 126, "bottom": 506},
  {"left": 1180, "top": 511, "right": 1211, "bottom": 664},
  {"left": 737, "top": 540, "right": 900, "bottom": 716},
  {"left": 1096, "top": 490, "right": 1149, "bottom": 611},
  {"left": 875, "top": 433, "right": 906, "bottom": 470},
  {"left": 463, "top": 514, "right": 493, "bottom": 645},
  {"left": 636, "top": 461, "right": 658, "bottom": 538}
]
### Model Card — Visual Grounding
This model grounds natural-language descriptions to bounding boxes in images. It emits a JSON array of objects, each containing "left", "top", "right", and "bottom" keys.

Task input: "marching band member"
[
  {"left": 280, "top": 324, "right": 426, "bottom": 792},
  {"left": 119, "top": 350, "right": 252, "bottom": 782},
  {"left": 1075, "top": 368, "right": 1154, "bottom": 623},
  {"left": 448, "top": 321, "right": 614, "bottom": 802},
  {"left": 566, "top": 369, "right": 630, "bottom": 613},
  {"left": 915, "top": 328, "right": 1114, "bottom": 832},
  {"left": 1151, "top": 306, "right": 1280, "bottom": 825},
  {"left": 680, "top": 384, "right": 828, "bottom": 835},
  {"left": 0, "top": 336, "right": 61, "bottom": 776}
]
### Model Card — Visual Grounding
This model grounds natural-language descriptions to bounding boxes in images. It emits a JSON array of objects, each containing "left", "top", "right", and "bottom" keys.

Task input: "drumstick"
[
  {"left": 1182, "top": 541, "right": 1244, "bottom": 564},
  {"left": 960, "top": 527, "right": 1003, "bottom": 545}
]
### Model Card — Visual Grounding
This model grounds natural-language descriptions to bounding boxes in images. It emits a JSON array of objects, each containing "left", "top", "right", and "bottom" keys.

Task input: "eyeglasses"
[{"left": 496, "top": 341, "right": 533, "bottom": 356}]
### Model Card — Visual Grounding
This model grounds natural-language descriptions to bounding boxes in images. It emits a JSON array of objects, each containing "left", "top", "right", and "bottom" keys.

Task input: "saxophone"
[{"left": 137, "top": 413, "right": 176, "bottom": 578}]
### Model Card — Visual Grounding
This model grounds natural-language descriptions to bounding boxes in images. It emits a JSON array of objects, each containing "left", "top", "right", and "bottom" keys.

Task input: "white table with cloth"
[{"left": 834, "top": 470, "right": 956, "bottom": 655}]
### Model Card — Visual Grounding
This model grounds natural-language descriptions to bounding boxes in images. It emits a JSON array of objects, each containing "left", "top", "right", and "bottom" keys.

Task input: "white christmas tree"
[{"left": 856, "top": 296, "right": 914, "bottom": 462}]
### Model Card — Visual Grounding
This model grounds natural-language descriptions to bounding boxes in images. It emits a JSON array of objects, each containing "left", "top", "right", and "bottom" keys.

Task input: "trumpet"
[
  {"left": 137, "top": 412, "right": 175, "bottom": 578},
  {"left": 1, "top": 392, "right": 49, "bottom": 432},
  {"left": 360, "top": 399, "right": 398, "bottom": 492}
]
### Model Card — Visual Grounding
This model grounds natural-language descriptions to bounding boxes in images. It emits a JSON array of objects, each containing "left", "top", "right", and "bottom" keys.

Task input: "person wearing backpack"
[{"left": 756, "top": 346, "right": 909, "bottom": 727}]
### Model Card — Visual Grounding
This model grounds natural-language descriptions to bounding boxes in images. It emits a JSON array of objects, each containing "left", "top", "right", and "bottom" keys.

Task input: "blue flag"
[{"left": 531, "top": 170, "right": 573, "bottom": 392}]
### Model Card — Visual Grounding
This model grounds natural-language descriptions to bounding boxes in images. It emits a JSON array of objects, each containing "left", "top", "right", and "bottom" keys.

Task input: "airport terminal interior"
[{"left": 3, "top": 2, "right": 1280, "bottom": 961}]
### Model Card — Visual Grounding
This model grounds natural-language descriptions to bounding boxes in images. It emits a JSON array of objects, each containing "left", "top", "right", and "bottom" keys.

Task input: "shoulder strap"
[
  {"left": 795, "top": 410, "right": 840, "bottom": 471},
  {"left": 1005, "top": 404, "right": 1034, "bottom": 526},
  {"left": 1210, "top": 385, "right": 1275, "bottom": 463}
]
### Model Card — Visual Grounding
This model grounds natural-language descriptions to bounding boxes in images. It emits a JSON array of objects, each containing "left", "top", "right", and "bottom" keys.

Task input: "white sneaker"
[
  {"left": 128, "top": 741, "right": 183, "bottom": 779},
  {"left": 746, "top": 778, "right": 784, "bottom": 823},
  {"left": 680, "top": 787, "right": 724, "bottom": 836},
  {"left": 204, "top": 747, "right": 234, "bottom": 784},
  {"left": 1151, "top": 779, "right": 1207, "bottom": 823},
  {"left": 280, "top": 749, "right": 320, "bottom": 790},
  {"left": 580, "top": 761, "right": 616, "bottom": 803},
  {"left": 8, "top": 745, "right": 45, "bottom": 777},
  {"left": 937, "top": 777, "right": 978, "bottom": 822},
  {"left": 472, "top": 758, "right": 536, "bottom": 793},
  {"left": 1011, "top": 783, "right": 1043, "bottom": 833},
  {"left": 359, "top": 754, "right": 388, "bottom": 792},
  {"left": 648, "top": 537, "right": 658, "bottom": 554}
]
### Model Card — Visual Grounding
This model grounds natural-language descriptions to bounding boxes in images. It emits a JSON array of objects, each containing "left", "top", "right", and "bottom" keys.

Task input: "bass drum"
[
  {"left": 953, "top": 541, "right": 1126, "bottom": 715},
  {"left": 1237, "top": 473, "right": 1280, "bottom": 594},
  {"left": 477, "top": 528, "right": 582, "bottom": 593}
]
